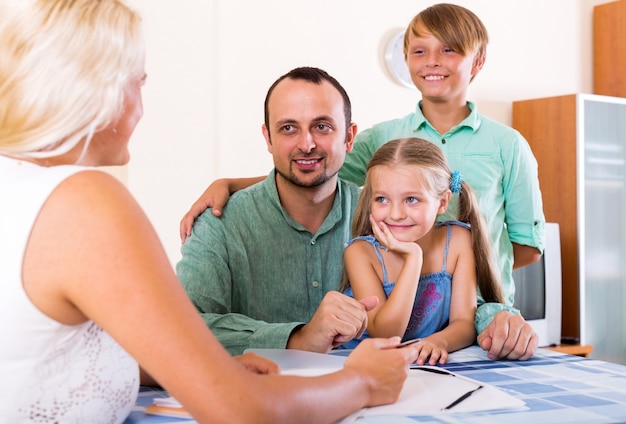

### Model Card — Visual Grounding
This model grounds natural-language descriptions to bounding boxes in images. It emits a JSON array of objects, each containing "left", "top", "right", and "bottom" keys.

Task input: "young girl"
[{"left": 338, "top": 138, "right": 504, "bottom": 365}]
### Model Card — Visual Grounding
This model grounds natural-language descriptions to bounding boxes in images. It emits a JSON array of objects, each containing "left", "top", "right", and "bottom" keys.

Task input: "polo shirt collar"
[{"left": 413, "top": 100, "right": 482, "bottom": 135}]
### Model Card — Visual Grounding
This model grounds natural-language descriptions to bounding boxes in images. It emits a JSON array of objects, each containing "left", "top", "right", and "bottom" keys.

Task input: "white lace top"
[{"left": 0, "top": 156, "right": 139, "bottom": 423}]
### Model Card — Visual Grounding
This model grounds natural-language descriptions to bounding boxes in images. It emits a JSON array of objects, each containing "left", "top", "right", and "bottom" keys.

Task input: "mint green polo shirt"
[
  {"left": 177, "top": 170, "right": 360, "bottom": 355},
  {"left": 340, "top": 102, "right": 546, "bottom": 333}
]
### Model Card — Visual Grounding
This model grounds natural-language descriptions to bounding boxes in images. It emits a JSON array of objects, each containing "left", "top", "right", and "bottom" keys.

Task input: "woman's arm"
[{"left": 24, "top": 170, "right": 418, "bottom": 423}]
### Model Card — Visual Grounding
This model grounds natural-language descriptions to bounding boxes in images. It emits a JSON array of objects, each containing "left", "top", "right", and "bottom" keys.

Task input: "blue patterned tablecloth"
[{"left": 125, "top": 345, "right": 626, "bottom": 424}]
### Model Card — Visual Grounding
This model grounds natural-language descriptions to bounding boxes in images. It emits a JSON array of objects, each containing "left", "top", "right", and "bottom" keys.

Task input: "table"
[{"left": 124, "top": 345, "right": 626, "bottom": 423}]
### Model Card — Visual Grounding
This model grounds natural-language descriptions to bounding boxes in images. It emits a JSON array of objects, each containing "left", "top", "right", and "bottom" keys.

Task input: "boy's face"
[{"left": 405, "top": 25, "right": 484, "bottom": 104}]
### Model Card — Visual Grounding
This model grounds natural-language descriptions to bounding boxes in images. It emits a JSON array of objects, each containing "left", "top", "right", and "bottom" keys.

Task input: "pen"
[
  {"left": 441, "top": 384, "right": 484, "bottom": 411},
  {"left": 411, "top": 366, "right": 453, "bottom": 375},
  {"left": 396, "top": 338, "right": 422, "bottom": 348},
  {"left": 412, "top": 366, "right": 485, "bottom": 411}
]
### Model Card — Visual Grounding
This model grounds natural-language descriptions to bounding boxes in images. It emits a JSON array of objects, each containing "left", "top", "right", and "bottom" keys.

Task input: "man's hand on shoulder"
[{"left": 477, "top": 310, "right": 538, "bottom": 360}]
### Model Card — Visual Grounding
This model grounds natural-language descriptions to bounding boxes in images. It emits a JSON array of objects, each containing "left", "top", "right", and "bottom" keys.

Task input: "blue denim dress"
[{"left": 337, "top": 221, "right": 470, "bottom": 349}]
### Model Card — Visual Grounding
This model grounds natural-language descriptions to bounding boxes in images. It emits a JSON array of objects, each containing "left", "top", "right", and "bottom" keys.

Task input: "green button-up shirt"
[
  {"left": 177, "top": 170, "right": 360, "bottom": 355},
  {"left": 339, "top": 101, "right": 546, "bottom": 334}
]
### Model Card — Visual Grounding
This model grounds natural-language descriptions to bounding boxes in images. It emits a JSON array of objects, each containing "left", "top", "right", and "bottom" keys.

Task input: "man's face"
[{"left": 262, "top": 78, "right": 355, "bottom": 190}]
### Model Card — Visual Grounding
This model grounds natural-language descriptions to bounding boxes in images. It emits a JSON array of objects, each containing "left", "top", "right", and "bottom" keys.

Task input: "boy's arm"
[
  {"left": 512, "top": 243, "right": 542, "bottom": 269},
  {"left": 179, "top": 176, "right": 265, "bottom": 242},
  {"left": 502, "top": 132, "right": 546, "bottom": 258}
]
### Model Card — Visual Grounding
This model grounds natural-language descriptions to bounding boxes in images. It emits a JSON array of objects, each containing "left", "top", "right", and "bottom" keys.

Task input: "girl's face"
[
  {"left": 369, "top": 164, "right": 448, "bottom": 243},
  {"left": 405, "top": 23, "right": 483, "bottom": 104}
]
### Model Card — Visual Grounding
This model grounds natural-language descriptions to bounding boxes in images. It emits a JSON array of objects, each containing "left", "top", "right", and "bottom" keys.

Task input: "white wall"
[{"left": 128, "top": 0, "right": 609, "bottom": 265}]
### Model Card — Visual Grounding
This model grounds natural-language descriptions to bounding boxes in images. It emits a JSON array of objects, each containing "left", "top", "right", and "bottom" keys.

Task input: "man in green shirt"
[
  {"left": 176, "top": 67, "right": 374, "bottom": 355},
  {"left": 178, "top": 66, "right": 542, "bottom": 361},
  {"left": 179, "top": 5, "right": 544, "bottom": 361}
]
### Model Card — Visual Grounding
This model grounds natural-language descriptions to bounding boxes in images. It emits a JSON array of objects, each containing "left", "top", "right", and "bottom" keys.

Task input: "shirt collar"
[
  {"left": 263, "top": 169, "right": 344, "bottom": 236},
  {"left": 414, "top": 100, "right": 482, "bottom": 135}
]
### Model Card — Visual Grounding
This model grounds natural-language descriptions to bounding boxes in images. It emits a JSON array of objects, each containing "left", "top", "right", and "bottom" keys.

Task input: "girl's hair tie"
[{"left": 450, "top": 170, "right": 462, "bottom": 194}]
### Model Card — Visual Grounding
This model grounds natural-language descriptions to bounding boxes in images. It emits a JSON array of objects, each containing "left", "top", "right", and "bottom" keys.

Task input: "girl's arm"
[
  {"left": 24, "top": 170, "right": 418, "bottom": 424},
  {"left": 345, "top": 221, "right": 423, "bottom": 338},
  {"left": 418, "top": 226, "right": 477, "bottom": 365}
]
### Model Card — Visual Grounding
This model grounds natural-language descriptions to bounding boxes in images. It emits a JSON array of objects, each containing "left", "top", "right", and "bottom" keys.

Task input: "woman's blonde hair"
[
  {"left": 343, "top": 138, "right": 504, "bottom": 304},
  {"left": 0, "top": 0, "right": 144, "bottom": 159}
]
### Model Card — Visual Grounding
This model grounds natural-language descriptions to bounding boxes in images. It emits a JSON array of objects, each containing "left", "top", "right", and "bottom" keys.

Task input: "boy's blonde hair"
[
  {"left": 403, "top": 3, "right": 488, "bottom": 79},
  {"left": 0, "top": 0, "right": 144, "bottom": 159}
]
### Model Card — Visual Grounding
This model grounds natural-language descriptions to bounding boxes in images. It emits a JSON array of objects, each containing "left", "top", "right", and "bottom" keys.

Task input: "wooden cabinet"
[
  {"left": 512, "top": 94, "right": 626, "bottom": 365},
  {"left": 546, "top": 344, "right": 593, "bottom": 358},
  {"left": 513, "top": 94, "right": 579, "bottom": 339},
  {"left": 594, "top": 0, "right": 626, "bottom": 97}
]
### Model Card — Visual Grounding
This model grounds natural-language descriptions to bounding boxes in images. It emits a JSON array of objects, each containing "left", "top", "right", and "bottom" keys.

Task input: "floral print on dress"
[
  {"left": 15, "top": 322, "right": 138, "bottom": 424},
  {"left": 405, "top": 281, "right": 444, "bottom": 335}
]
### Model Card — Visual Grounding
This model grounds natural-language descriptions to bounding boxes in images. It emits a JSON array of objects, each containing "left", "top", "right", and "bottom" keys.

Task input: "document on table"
[
  {"left": 143, "top": 396, "right": 192, "bottom": 419},
  {"left": 246, "top": 348, "right": 526, "bottom": 421}
]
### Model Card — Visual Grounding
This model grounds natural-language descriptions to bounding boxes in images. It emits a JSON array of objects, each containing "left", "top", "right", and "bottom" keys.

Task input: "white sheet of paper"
[
  {"left": 340, "top": 369, "right": 526, "bottom": 422},
  {"left": 246, "top": 349, "right": 527, "bottom": 421},
  {"left": 246, "top": 348, "right": 347, "bottom": 371}
]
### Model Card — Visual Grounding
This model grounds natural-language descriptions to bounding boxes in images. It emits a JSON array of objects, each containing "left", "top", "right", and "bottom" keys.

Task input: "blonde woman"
[{"left": 0, "top": 1, "right": 418, "bottom": 422}]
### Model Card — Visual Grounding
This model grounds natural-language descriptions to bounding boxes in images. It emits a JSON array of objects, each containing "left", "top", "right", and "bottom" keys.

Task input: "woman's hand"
[
  {"left": 344, "top": 337, "right": 419, "bottom": 406},
  {"left": 234, "top": 352, "right": 280, "bottom": 375}
]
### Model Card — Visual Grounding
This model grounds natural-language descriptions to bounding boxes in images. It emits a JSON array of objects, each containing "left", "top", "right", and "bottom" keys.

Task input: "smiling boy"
[{"left": 339, "top": 3, "right": 546, "bottom": 360}]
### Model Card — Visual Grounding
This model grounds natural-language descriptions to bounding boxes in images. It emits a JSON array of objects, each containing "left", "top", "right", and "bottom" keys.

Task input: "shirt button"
[
  {"left": 311, "top": 239, "right": 316, "bottom": 245},
  {"left": 312, "top": 281, "right": 319, "bottom": 288}
]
